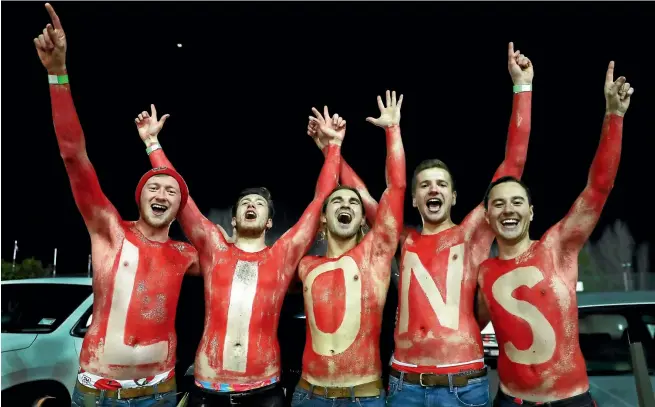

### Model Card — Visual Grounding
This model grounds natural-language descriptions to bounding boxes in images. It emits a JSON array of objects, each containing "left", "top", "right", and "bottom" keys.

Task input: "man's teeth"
[
  {"left": 426, "top": 198, "right": 442, "bottom": 211},
  {"left": 245, "top": 211, "right": 257, "bottom": 219},
  {"left": 501, "top": 219, "right": 519, "bottom": 226},
  {"left": 151, "top": 204, "right": 167, "bottom": 211}
]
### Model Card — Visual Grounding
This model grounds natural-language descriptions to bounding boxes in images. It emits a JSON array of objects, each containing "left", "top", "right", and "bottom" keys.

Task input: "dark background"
[{"left": 2, "top": 0, "right": 654, "bottom": 396}]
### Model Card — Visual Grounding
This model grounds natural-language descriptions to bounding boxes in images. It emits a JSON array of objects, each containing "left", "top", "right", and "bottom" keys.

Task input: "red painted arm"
[
  {"left": 491, "top": 91, "right": 532, "bottom": 181},
  {"left": 148, "top": 148, "right": 227, "bottom": 256},
  {"left": 49, "top": 80, "right": 121, "bottom": 239},
  {"left": 187, "top": 251, "right": 201, "bottom": 276},
  {"left": 339, "top": 159, "right": 382, "bottom": 223},
  {"left": 367, "top": 125, "right": 406, "bottom": 268},
  {"left": 276, "top": 143, "right": 341, "bottom": 276},
  {"left": 464, "top": 91, "right": 533, "bottom": 268},
  {"left": 338, "top": 152, "right": 411, "bottom": 246},
  {"left": 555, "top": 114, "right": 623, "bottom": 255}
]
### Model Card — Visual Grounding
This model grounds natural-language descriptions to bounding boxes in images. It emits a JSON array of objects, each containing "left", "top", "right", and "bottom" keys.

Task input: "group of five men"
[{"left": 33, "top": 3, "right": 633, "bottom": 407}]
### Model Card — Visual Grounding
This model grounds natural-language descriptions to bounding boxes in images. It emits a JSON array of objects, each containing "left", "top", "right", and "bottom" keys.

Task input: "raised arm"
[
  {"left": 464, "top": 43, "right": 534, "bottom": 267},
  {"left": 491, "top": 42, "right": 534, "bottom": 181},
  {"left": 554, "top": 62, "right": 631, "bottom": 256},
  {"left": 134, "top": 106, "right": 227, "bottom": 256},
  {"left": 365, "top": 91, "right": 407, "bottom": 269},
  {"left": 308, "top": 106, "right": 412, "bottom": 245},
  {"left": 275, "top": 128, "right": 342, "bottom": 274},
  {"left": 34, "top": 4, "right": 121, "bottom": 240}
]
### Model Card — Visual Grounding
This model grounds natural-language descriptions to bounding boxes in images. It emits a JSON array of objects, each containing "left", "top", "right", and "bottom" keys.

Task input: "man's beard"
[
  {"left": 236, "top": 221, "right": 267, "bottom": 238},
  {"left": 141, "top": 208, "right": 174, "bottom": 229},
  {"left": 327, "top": 222, "right": 358, "bottom": 240}
]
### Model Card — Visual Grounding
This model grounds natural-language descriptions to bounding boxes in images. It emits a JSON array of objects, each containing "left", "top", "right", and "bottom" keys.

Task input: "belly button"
[
  {"left": 452, "top": 254, "right": 458, "bottom": 260},
  {"left": 235, "top": 343, "right": 241, "bottom": 347},
  {"left": 330, "top": 350, "right": 335, "bottom": 354},
  {"left": 354, "top": 275, "right": 359, "bottom": 281},
  {"left": 304, "top": 286, "right": 308, "bottom": 292},
  {"left": 123, "top": 261, "right": 129, "bottom": 267}
]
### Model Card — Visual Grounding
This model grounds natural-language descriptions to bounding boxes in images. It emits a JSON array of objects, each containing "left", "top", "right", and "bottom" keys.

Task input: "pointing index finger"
[
  {"left": 605, "top": 61, "right": 615, "bottom": 85},
  {"left": 508, "top": 42, "right": 515, "bottom": 59},
  {"left": 45, "top": 3, "right": 63, "bottom": 30}
]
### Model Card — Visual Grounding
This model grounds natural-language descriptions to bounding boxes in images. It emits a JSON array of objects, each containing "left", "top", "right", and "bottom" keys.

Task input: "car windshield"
[
  {"left": 579, "top": 304, "right": 655, "bottom": 375},
  {"left": 1, "top": 283, "right": 92, "bottom": 334}
]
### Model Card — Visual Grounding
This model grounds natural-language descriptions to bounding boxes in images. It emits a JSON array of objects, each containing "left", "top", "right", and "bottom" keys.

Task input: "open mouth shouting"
[
  {"left": 336, "top": 210, "right": 353, "bottom": 225},
  {"left": 500, "top": 218, "right": 520, "bottom": 231},
  {"left": 151, "top": 203, "right": 169, "bottom": 216},
  {"left": 425, "top": 197, "right": 443, "bottom": 213},
  {"left": 244, "top": 209, "right": 258, "bottom": 221}
]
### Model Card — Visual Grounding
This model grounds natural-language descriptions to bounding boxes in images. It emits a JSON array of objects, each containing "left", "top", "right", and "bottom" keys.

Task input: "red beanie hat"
[{"left": 135, "top": 166, "right": 189, "bottom": 213}]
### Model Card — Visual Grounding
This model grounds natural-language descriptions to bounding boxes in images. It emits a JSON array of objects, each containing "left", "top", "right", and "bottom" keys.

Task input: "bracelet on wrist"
[
  {"left": 146, "top": 143, "right": 162, "bottom": 155},
  {"left": 513, "top": 84, "right": 532, "bottom": 93},
  {"left": 48, "top": 74, "right": 69, "bottom": 85}
]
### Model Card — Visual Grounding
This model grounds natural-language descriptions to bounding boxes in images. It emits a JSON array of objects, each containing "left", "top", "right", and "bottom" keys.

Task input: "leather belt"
[
  {"left": 298, "top": 378, "right": 383, "bottom": 398},
  {"left": 390, "top": 367, "right": 487, "bottom": 387},
  {"left": 75, "top": 377, "right": 176, "bottom": 400}
]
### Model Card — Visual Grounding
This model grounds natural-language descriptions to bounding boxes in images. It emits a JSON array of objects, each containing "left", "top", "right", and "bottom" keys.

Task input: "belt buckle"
[{"left": 419, "top": 373, "right": 428, "bottom": 387}]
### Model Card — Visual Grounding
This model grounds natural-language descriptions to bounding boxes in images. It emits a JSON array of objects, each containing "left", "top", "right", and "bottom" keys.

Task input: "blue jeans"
[
  {"left": 385, "top": 373, "right": 490, "bottom": 407},
  {"left": 71, "top": 385, "right": 177, "bottom": 406},
  {"left": 291, "top": 386, "right": 386, "bottom": 407}
]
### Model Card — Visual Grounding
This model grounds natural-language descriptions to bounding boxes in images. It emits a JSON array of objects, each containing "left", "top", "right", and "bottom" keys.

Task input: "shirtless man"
[
  {"left": 291, "top": 91, "right": 406, "bottom": 406},
  {"left": 33, "top": 4, "right": 199, "bottom": 406},
  {"left": 133, "top": 105, "right": 343, "bottom": 406},
  {"left": 478, "top": 61, "right": 632, "bottom": 406},
  {"left": 310, "top": 43, "right": 534, "bottom": 406}
]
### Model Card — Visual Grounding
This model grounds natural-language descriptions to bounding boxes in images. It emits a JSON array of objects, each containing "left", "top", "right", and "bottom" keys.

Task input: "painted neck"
[
  {"left": 326, "top": 232, "right": 358, "bottom": 259},
  {"left": 135, "top": 218, "right": 171, "bottom": 243},
  {"left": 497, "top": 235, "right": 534, "bottom": 260},
  {"left": 234, "top": 233, "right": 267, "bottom": 253},
  {"left": 421, "top": 216, "right": 456, "bottom": 235}
]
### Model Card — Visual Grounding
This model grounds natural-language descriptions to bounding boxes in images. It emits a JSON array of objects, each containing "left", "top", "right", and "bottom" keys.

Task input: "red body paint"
[
  {"left": 342, "top": 93, "right": 532, "bottom": 370},
  {"left": 299, "top": 126, "right": 405, "bottom": 386},
  {"left": 49, "top": 82, "right": 197, "bottom": 379},
  {"left": 478, "top": 114, "right": 623, "bottom": 400},
  {"left": 148, "top": 144, "right": 340, "bottom": 385}
]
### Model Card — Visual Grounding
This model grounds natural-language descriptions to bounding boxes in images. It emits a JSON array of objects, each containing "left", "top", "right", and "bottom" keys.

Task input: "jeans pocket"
[
  {"left": 386, "top": 376, "right": 400, "bottom": 402},
  {"left": 454, "top": 377, "right": 490, "bottom": 407},
  {"left": 290, "top": 388, "right": 309, "bottom": 406}
]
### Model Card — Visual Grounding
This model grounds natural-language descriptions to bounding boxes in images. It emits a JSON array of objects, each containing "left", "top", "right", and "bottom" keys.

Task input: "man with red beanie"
[{"left": 33, "top": 4, "right": 199, "bottom": 406}]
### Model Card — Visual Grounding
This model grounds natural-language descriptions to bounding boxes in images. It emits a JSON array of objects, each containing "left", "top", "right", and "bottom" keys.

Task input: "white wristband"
[
  {"left": 513, "top": 84, "right": 532, "bottom": 93},
  {"left": 146, "top": 143, "right": 161, "bottom": 155}
]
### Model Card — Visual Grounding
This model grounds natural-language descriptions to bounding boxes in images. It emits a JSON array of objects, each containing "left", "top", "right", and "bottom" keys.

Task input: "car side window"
[
  {"left": 71, "top": 305, "right": 93, "bottom": 338},
  {"left": 579, "top": 311, "right": 632, "bottom": 374},
  {"left": 642, "top": 314, "right": 655, "bottom": 340}
]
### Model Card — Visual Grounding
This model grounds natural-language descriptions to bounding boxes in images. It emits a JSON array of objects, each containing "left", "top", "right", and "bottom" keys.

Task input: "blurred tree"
[{"left": 1, "top": 258, "right": 50, "bottom": 280}]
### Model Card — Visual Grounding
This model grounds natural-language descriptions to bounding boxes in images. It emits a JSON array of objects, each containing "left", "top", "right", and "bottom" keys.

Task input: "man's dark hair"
[
  {"left": 411, "top": 159, "right": 456, "bottom": 196},
  {"left": 483, "top": 176, "right": 532, "bottom": 210},
  {"left": 321, "top": 186, "right": 366, "bottom": 217},
  {"left": 232, "top": 187, "right": 275, "bottom": 219}
]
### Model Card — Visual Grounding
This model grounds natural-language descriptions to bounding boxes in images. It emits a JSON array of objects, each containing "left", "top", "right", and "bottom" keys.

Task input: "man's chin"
[
  {"left": 328, "top": 227, "right": 358, "bottom": 240},
  {"left": 422, "top": 212, "right": 448, "bottom": 225},
  {"left": 236, "top": 225, "right": 266, "bottom": 238}
]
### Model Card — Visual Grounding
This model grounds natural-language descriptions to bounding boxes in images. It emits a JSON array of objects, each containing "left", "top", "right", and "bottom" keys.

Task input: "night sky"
[{"left": 2, "top": 1, "right": 653, "bottom": 274}]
